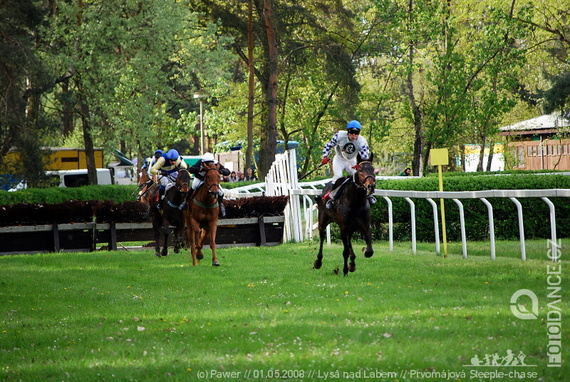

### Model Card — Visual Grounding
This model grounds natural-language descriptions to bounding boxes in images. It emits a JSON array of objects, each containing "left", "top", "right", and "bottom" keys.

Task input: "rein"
[
  {"left": 353, "top": 161, "right": 375, "bottom": 194},
  {"left": 192, "top": 168, "right": 220, "bottom": 209},
  {"left": 164, "top": 169, "right": 190, "bottom": 210}
]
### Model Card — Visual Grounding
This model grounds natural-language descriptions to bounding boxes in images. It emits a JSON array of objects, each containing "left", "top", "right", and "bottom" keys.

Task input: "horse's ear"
[{"left": 369, "top": 153, "right": 374, "bottom": 162}]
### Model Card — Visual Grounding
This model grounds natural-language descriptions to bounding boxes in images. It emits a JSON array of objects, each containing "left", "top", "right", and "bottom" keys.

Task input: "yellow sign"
[
  {"left": 430, "top": 148, "right": 449, "bottom": 166},
  {"left": 430, "top": 148, "right": 449, "bottom": 257}
]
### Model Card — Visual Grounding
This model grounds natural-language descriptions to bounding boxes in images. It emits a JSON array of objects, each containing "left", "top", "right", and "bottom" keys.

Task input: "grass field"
[{"left": 1, "top": 240, "right": 567, "bottom": 381}]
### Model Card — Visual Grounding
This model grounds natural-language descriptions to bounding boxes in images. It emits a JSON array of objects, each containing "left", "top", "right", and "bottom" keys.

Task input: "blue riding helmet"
[
  {"left": 346, "top": 120, "right": 362, "bottom": 130},
  {"left": 166, "top": 149, "right": 179, "bottom": 160}
]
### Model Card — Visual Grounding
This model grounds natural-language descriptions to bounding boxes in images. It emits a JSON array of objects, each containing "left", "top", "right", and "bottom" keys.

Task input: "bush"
[{"left": 0, "top": 185, "right": 138, "bottom": 205}]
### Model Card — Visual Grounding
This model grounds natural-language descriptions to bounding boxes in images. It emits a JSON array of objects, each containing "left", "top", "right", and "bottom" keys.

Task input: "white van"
[{"left": 48, "top": 168, "right": 114, "bottom": 187}]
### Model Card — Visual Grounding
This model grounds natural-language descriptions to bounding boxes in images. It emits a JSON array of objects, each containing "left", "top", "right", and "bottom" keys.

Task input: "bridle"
[
  {"left": 164, "top": 169, "right": 190, "bottom": 210},
  {"left": 174, "top": 169, "right": 190, "bottom": 192},
  {"left": 353, "top": 161, "right": 376, "bottom": 195},
  {"left": 192, "top": 168, "right": 220, "bottom": 208}
]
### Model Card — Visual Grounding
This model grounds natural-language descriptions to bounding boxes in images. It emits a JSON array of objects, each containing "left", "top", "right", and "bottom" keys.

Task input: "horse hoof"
[
  {"left": 161, "top": 251, "right": 168, "bottom": 257},
  {"left": 197, "top": 254, "right": 204, "bottom": 260},
  {"left": 212, "top": 261, "right": 220, "bottom": 266},
  {"left": 313, "top": 260, "right": 322, "bottom": 269},
  {"left": 363, "top": 247, "right": 374, "bottom": 258},
  {"left": 155, "top": 252, "right": 161, "bottom": 257}
]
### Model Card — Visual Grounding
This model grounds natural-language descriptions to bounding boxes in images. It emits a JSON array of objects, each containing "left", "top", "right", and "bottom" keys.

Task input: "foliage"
[{"left": 0, "top": 242, "right": 567, "bottom": 381}]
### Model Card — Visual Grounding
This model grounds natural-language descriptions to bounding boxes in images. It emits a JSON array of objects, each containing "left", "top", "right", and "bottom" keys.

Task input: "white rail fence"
[{"left": 225, "top": 149, "right": 567, "bottom": 260}]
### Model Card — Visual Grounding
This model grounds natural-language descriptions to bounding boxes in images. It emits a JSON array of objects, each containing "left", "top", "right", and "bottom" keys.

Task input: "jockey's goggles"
[{"left": 347, "top": 128, "right": 360, "bottom": 135}]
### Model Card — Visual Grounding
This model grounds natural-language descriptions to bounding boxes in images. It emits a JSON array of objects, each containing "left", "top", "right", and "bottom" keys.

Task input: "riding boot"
[
  {"left": 368, "top": 195, "right": 377, "bottom": 205},
  {"left": 157, "top": 187, "right": 165, "bottom": 209},
  {"left": 324, "top": 189, "right": 336, "bottom": 209},
  {"left": 218, "top": 195, "right": 226, "bottom": 217}
]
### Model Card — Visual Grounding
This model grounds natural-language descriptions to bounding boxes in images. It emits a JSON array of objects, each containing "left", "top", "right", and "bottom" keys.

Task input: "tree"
[
  {"left": 0, "top": 0, "right": 53, "bottom": 186},
  {"left": 39, "top": 0, "right": 234, "bottom": 183}
]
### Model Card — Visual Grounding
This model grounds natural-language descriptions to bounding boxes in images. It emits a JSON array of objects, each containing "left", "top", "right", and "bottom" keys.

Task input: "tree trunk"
[
  {"left": 407, "top": 0, "right": 423, "bottom": 177},
  {"left": 258, "top": 0, "right": 277, "bottom": 180},
  {"left": 79, "top": 99, "right": 98, "bottom": 185},
  {"left": 246, "top": 0, "right": 255, "bottom": 174},
  {"left": 477, "top": 137, "right": 486, "bottom": 172},
  {"left": 486, "top": 142, "right": 495, "bottom": 172}
]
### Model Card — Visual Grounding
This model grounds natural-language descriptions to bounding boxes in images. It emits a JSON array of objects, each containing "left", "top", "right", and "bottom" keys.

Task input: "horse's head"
[
  {"left": 354, "top": 160, "right": 376, "bottom": 196},
  {"left": 204, "top": 168, "right": 220, "bottom": 197},
  {"left": 138, "top": 168, "right": 150, "bottom": 187},
  {"left": 176, "top": 169, "right": 191, "bottom": 193}
]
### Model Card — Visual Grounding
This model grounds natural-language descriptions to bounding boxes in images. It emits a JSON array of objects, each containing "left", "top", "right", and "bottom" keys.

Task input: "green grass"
[{"left": 1, "top": 240, "right": 567, "bottom": 381}]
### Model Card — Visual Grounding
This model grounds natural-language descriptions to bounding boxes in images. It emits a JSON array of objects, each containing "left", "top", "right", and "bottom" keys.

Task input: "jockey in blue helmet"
[
  {"left": 150, "top": 148, "right": 188, "bottom": 206},
  {"left": 320, "top": 120, "right": 375, "bottom": 208}
]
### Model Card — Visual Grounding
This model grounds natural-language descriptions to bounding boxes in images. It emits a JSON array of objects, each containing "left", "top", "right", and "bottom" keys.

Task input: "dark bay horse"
[
  {"left": 151, "top": 169, "right": 190, "bottom": 257},
  {"left": 314, "top": 159, "right": 376, "bottom": 275},
  {"left": 184, "top": 167, "right": 221, "bottom": 266}
]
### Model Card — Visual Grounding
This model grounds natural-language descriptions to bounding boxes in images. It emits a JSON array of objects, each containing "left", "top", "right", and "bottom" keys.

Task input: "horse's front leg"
[
  {"left": 173, "top": 223, "right": 182, "bottom": 254},
  {"left": 314, "top": 212, "right": 330, "bottom": 270},
  {"left": 187, "top": 219, "right": 200, "bottom": 266},
  {"left": 161, "top": 224, "right": 170, "bottom": 257},
  {"left": 362, "top": 226, "right": 374, "bottom": 258},
  {"left": 153, "top": 214, "right": 161, "bottom": 257},
  {"left": 314, "top": 228, "right": 326, "bottom": 270},
  {"left": 209, "top": 224, "right": 220, "bottom": 266},
  {"left": 196, "top": 228, "right": 206, "bottom": 260},
  {"left": 341, "top": 233, "right": 356, "bottom": 275}
]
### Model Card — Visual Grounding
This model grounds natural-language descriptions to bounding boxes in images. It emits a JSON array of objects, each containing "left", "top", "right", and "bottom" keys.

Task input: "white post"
[
  {"left": 541, "top": 197, "right": 558, "bottom": 262},
  {"left": 509, "top": 197, "right": 526, "bottom": 261},
  {"left": 426, "top": 198, "right": 441, "bottom": 255},
  {"left": 382, "top": 196, "right": 393, "bottom": 251},
  {"left": 452, "top": 199, "right": 468, "bottom": 259},
  {"left": 405, "top": 197, "right": 416, "bottom": 255},
  {"left": 480, "top": 198, "right": 496, "bottom": 260}
]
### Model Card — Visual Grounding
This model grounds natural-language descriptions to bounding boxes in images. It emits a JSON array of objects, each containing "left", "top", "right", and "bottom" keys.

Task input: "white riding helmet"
[{"left": 202, "top": 152, "right": 215, "bottom": 163}]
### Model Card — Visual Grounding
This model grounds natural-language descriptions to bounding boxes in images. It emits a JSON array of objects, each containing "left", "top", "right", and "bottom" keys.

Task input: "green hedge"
[
  {"left": 371, "top": 174, "right": 570, "bottom": 241},
  {"left": 0, "top": 185, "right": 138, "bottom": 205}
]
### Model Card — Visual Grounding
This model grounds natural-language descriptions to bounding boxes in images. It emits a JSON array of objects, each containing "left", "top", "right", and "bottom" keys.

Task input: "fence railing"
[{"left": 225, "top": 149, "right": 567, "bottom": 261}]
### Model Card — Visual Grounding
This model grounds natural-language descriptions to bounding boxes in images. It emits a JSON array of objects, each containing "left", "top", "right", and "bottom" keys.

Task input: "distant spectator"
[
  {"left": 400, "top": 167, "right": 411, "bottom": 176},
  {"left": 244, "top": 167, "right": 257, "bottom": 181},
  {"left": 236, "top": 170, "right": 245, "bottom": 181},
  {"left": 228, "top": 171, "right": 239, "bottom": 183}
]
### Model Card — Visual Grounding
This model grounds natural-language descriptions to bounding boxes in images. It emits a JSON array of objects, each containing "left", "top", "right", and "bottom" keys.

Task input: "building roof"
[{"left": 499, "top": 113, "right": 570, "bottom": 136}]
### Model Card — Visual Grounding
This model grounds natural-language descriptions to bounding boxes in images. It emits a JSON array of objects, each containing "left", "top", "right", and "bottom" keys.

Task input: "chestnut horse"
[
  {"left": 137, "top": 167, "right": 153, "bottom": 203},
  {"left": 150, "top": 169, "right": 190, "bottom": 257},
  {"left": 184, "top": 167, "right": 221, "bottom": 266},
  {"left": 314, "top": 158, "right": 376, "bottom": 275}
]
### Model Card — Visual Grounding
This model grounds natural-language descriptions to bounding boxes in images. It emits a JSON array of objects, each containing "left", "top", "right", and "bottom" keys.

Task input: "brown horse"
[
  {"left": 314, "top": 158, "right": 376, "bottom": 275},
  {"left": 151, "top": 169, "right": 190, "bottom": 257},
  {"left": 137, "top": 167, "right": 153, "bottom": 203},
  {"left": 184, "top": 167, "right": 221, "bottom": 266}
]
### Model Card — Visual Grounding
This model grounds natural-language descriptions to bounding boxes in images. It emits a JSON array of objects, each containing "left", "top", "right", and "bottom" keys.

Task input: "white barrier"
[{"left": 225, "top": 150, "right": 567, "bottom": 260}]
